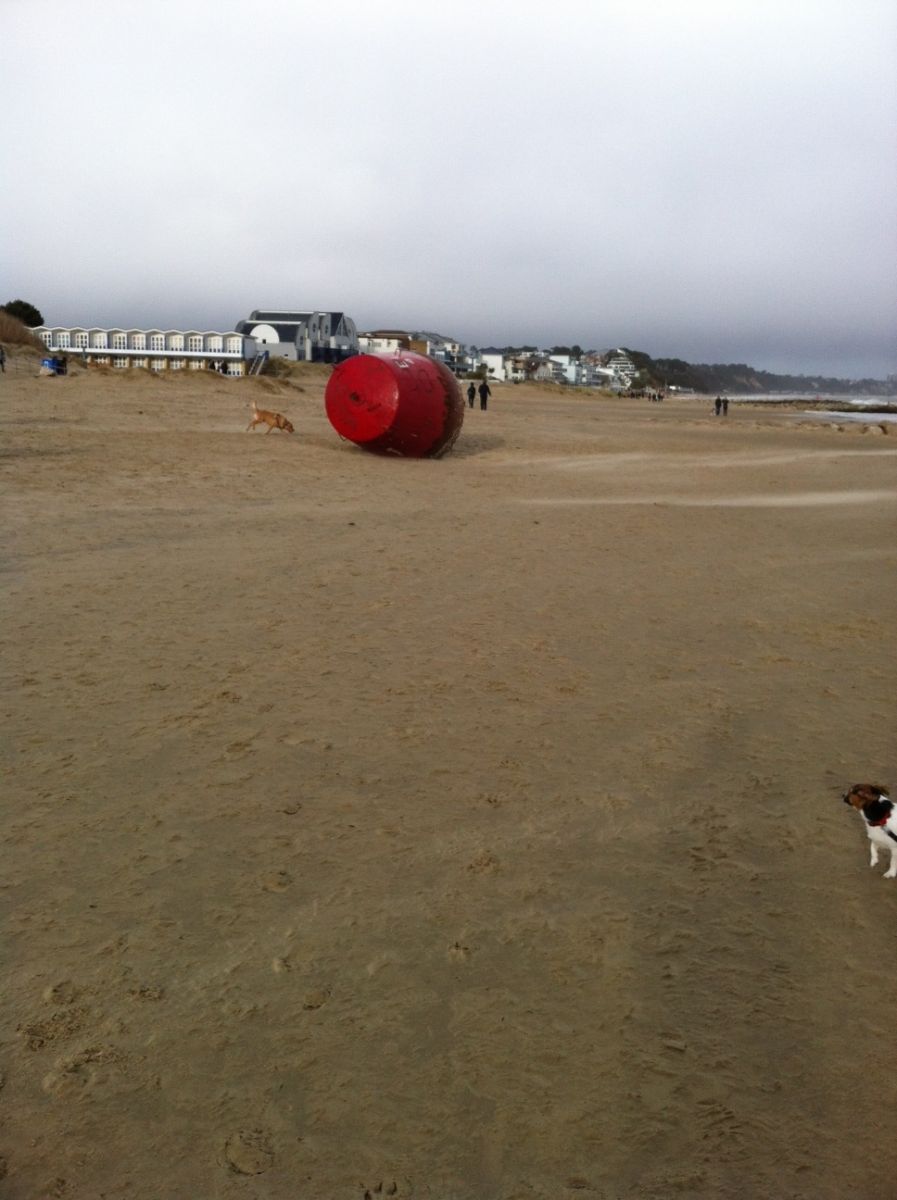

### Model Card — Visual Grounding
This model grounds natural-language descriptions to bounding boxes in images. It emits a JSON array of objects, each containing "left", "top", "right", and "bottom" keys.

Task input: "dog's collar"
[{"left": 871, "top": 816, "right": 897, "bottom": 843}]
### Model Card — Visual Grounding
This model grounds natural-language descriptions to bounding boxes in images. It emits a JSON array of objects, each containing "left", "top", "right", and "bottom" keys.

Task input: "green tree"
[{"left": 2, "top": 299, "right": 44, "bottom": 326}]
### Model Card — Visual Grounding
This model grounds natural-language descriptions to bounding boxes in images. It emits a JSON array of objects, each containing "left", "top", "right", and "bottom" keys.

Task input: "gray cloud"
[{"left": 4, "top": 0, "right": 896, "bottom": 377}]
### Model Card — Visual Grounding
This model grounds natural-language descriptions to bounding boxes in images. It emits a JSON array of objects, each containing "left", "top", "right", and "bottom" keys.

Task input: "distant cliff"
[{"left": 622, "top": 349, "right": 895, "bottom": 396}]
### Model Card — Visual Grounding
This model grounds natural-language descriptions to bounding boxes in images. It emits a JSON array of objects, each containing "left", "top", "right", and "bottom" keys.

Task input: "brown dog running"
[{"left": 247, "top": 399, "right": 294, "bottom": 434}]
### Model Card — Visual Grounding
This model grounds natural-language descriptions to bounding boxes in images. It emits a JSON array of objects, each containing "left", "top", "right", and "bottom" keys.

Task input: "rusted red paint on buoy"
[{"left": 324, "top": 352, "right": 464, "bottom": 458}]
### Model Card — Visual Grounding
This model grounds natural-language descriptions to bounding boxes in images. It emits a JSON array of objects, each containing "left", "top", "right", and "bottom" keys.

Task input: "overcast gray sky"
[{"left": 4, "top": 0, "right": 896, "bottom": 377}]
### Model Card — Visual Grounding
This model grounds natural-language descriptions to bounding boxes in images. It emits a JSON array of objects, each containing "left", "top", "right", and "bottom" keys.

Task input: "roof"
[
  {"left": 412, "top": 330, "right": 458, "bottom": 344},
  {"left": 248, "top": 310, "right": 313, "bottom": 323}
]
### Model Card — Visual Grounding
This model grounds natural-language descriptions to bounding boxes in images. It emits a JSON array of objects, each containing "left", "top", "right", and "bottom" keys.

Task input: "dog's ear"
[{"left": 852, "top": 784, "right": 891, "bottom": 804}]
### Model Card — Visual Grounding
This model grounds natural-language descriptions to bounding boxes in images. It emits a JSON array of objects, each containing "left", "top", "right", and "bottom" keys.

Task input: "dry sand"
[{"left": 2, "top": 355, "right": 896, "bottom": 1200}]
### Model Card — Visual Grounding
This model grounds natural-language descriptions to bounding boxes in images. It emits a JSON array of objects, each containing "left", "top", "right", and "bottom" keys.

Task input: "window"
[
  {"left": 131, "top": 334, "right": 146, "bottom": 350},
  {"left": 113, "top": 357, "right": 128, "bottom": 369},
  {"left": 150, "top": 335, "right": 164, "bottom": 351},
  {"left": 57, "top": 332, "right": 71, "bottom": 348},
  {"left": 150, "top": 359, "right": 166, "bottom": 371},
  {"left": 74, "top": 332, "right": 88, "bottom": 348},
  {"left": 188, "top": 336, "right": 202, "bottom": 352},
  {"left": 112, "top": 333, "right": 126, "bottom": 350}
]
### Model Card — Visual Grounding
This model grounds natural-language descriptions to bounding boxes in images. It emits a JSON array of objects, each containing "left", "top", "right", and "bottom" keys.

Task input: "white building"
[
  {"left": 409, "top": 331, "right": 466, "bottom": 374},
  {"left": 548, "top": 354, "right": 579, "bottom": 385},
  {"left": 357, "top": 330, "right": 412, "bottom": 355},
  {"left": 581, "top": 363, "right": 618, "bottom": 388},
  {"left": 604, "top": 349, "right": 638, "bottom": 389},
  {"left": 357, "top": 330, "right": 472, "bottom": 375},
  {"left": 236, "top": 309, "right": 358, "bottom": 362},
  {"left": 480, "top": 351, "right": 507, "bottom": 381},
  {"left": 34, "top": 326, "right": 252, "bottom": 374}
]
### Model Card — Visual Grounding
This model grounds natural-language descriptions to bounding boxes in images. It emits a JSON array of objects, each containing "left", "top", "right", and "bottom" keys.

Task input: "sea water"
[{"left": 725, "top": 393, "right": 897, "bottom": 423}]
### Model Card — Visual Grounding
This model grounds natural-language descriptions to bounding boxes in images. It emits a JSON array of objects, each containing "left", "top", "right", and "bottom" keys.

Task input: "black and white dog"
[{"left": 843, "top": 784, "right": 897, "bottom": 879}]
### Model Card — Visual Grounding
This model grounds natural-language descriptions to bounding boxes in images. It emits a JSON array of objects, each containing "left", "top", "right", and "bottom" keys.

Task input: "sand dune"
[{"left": 2, "top": 358, "right": 896, "bottom": 1199}]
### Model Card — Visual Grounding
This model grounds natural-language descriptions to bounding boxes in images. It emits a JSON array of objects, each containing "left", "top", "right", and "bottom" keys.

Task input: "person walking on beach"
[
  {"left": 467, "top": 382, "right": 476, "bottom": 408},
  {"left": 478, "top": 379, "right": 491, "bottom": 411},
  {"left": 0, "top": 344, "right": 6, "bottom": 373},
  {"left": 722, "top": 396, "right": 729, "bottom": 416},
  {"left": 714, "top": 396, "right": 722, "bottom": 416}
]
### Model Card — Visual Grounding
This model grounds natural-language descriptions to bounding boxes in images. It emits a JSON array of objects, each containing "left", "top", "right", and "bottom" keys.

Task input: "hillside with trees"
[
  {"left": 1, "top": 299, "right": 44, "bottom": 327},
  {"left": 620, "top": 349, "right": 894, "bottom": 396}
]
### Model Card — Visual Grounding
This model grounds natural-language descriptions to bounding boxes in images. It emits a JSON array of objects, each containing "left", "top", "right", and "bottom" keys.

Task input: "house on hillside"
[
  {"left": 357, "top": 330, "right": 412, "bottom": 355},
  {"left": 480, "top": 350, "right": 507, "bottom": 381},
  {"left": 604, "top": 349, "right": 638, "bottom": 389},
  {"left": 549, "top": 354, "right": 579, "bottom": 385},
  {"left": 409, "top": 331, "right": 467, "bottom": 375},
  {"left": 235, "top": 310, "right": 358, "bottom": 362},
  {"left": 580, "top": 362, "right": 618, "bottom": 388},
  {"left": 356, "top": 330, "right": 472, "bottom": 375},
  {"left": 480, "top": 350, "right": 544, "bottom": 383},
  {"left": 506, "top": 354, "right": 542, "bottom": 383}
]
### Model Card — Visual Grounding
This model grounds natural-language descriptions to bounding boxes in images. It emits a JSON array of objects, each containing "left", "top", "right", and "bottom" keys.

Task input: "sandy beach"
[{"left": 2, "top": 356, "right": 896, "bottom": 1199}]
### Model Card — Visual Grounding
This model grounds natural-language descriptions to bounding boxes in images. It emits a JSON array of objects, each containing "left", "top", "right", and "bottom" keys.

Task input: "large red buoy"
[{"left": 324, "top": 352, "right": 464, "bottom": 458}]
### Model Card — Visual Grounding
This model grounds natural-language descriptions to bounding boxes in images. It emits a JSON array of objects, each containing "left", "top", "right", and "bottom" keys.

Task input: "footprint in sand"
[
  {"left": 127, "top": 984, "right": 165, "bottom": 1001},
  {"left": 42, "top": 980, "right": 81, "bottom": 1005},
  {"left": 361, "top": 1181, "right": 411, "bottom": 1198},
  {"left": 467, "top": 850, "right": 499, "bottom": 874},
  {"left": 225, "top": 737, "right": 257, "bottom": 756},
  {"left": 478, "top": 792, "right": 507, "bottom": 807},
  {"left": 20, "top": 1008, "right": 87, "bottom": 1051},
  {"left": 42, "top": 1057, "right": 96, "bottom": 1098},
  {"left": 224, "top": 1129, "right": 274, "bottom": 1176},
  {"left": 42, "top": 1045, "right": 122, "bottom": 1098},
  {"left": 261, "top": 870, "right": 293, "bottom": 893}
]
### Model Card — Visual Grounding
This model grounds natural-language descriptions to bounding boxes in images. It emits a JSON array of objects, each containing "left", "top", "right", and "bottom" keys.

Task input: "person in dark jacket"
[
  {"left": 467, "top": 382, "right": 476, "bottom": 408},
  {"left": 478, "top": 380, "right": 491, "bottom": 411}
]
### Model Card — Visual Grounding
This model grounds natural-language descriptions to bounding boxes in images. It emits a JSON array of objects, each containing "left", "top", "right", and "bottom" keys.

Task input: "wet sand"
[{"left": 2, "top": 358, "right": 896, "bottom": 1199}]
